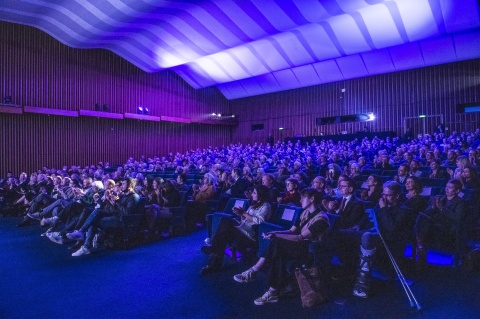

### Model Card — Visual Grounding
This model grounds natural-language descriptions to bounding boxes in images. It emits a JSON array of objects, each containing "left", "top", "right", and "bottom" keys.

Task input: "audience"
[{"left": 2, "top": 127, "right": 480, "bottom": 308}]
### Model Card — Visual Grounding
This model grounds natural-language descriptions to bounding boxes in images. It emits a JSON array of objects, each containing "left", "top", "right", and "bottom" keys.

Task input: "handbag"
[{"left": 294, "top": 265, "right": 328, "bottom": 308}]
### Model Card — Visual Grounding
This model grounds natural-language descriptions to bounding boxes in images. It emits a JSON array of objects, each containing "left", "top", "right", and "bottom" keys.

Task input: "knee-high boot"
[{"left": 353, "top": 246, "right": 375, "bottom": 298}]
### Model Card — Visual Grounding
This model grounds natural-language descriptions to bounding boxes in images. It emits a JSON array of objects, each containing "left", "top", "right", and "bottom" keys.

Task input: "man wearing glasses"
[
  {"left": 353, "top": 181, "right": 413, "bottom": 299},
  {"left": 332, "top": 177, "right": 366, "bottom": 278}
]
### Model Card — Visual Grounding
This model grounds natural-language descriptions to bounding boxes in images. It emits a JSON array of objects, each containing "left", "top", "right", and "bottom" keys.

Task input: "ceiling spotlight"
[
  {"left": 217, "top": 113, "right": 221, "bottom": 117},
  {"left": 212, "top": 113, "right": 216, "bottom": 116},
  {"left": 137, "top": 106, "right": 143, "bottom": 114},
  {"left": 144, "top": 107, "right": 149, "bottom": 115},
  {"left": 367, "top": 113, "right": 375, "bottom": 121},
  {"left": 231, "top": 115, "right": 235, "bottom": 118}
]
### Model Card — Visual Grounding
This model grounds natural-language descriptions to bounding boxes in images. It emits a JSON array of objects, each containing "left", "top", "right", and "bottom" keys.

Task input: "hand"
[
  {"left": 447, "top": 168, "right": 454, "bottom": 176},
  {"left": 232, "top": 207, "right": 244, "bottom": 215},
  {"left": 262, "top": 232, "right": 274, "bottom": 239},
  {"left": 379, "top": 197, "right": 386, "bottom": 208}
]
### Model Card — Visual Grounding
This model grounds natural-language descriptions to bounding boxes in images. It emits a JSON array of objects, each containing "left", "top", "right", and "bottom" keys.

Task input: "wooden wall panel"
[
  {"left": 231, "top": 60, "right": 480, "bottom": 144},
  {"left": 0, "top": 22, "right": 230, "bottom": 175}
]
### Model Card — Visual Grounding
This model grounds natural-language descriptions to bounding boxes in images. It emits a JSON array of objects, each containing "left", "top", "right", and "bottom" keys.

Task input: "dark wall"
[
  {"left": 230, "top": 59, "right": 480, "bottom": 144},
  {"left": 0, "top": 22, "right": 231, "bottom": 175}
]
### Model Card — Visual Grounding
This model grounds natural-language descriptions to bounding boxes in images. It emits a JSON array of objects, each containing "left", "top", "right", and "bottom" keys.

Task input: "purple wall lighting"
[{"left": 1, "top": 0, "right": 480, "bottom": 100}]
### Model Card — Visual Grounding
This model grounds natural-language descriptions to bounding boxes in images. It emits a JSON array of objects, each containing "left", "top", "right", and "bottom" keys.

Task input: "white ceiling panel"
[
  {"left": 336, "top": 54, "right": 369, "bottom": 79},
  {"left": 256, "top": 73, "right": 282, "bottom": 94},
  {"left": 0, "top": 0, "right": 479, "bottom": 99},
  {"left": 273, "top": 69, "right": 301, "bottom": 90},
  {"left": 361, "top": 49, "right": 395, "bottom": 75},
  {"left": 238, "top": 77, "right": 265, "bottom": 96},
  {"left": 454, "top": 30, "right": 480, "bottom": 61},
  {"left": 389, "top": 42, "right": 425, "bottom": 71},
  {"left": 420, "top": 36, "right": 457, "bottom": 66},
  {"left": 313, "top": 60, "right": 344, "bottom": 83},
  {"left": 291, "top": 64, "right": 322, "bottom": 87}
]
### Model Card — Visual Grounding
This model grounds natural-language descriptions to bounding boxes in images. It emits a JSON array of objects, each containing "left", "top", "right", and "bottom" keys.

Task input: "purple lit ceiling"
[{"left": 1, "top": 0, "right": 480, "bottom": 100}]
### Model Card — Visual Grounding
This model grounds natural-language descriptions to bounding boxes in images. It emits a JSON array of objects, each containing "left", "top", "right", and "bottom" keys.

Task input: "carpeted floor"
[{"left": 1, "top": 216, "right": 479, "bottom": 319}]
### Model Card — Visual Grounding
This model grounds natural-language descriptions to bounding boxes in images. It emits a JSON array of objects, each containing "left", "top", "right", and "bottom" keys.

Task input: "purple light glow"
[{"left": 0, "top": 0, "right": 479, "bottom": 99}]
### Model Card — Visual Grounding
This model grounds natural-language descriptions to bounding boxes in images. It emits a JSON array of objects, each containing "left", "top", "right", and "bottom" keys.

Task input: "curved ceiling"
[{"left": 1, "top": 0, "right": 480, "bottom": 99}]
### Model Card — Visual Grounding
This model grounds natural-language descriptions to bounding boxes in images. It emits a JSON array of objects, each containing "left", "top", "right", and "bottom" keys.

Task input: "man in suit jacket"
[
  {"left": 226, "top": 168, "right": 250, "bottom": 197},
  {"left": 332, "top": 177, "right": 367, "bottom": 277}
]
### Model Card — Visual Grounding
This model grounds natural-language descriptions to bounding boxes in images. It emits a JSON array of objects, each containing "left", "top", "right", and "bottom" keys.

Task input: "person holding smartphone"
[{"left": 200, "top": 185, "right": 271, "bottom": 275}]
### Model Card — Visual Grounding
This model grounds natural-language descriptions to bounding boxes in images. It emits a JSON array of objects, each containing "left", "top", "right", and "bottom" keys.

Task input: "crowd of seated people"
[{"left": 1, "top": 129, "right": 480, "bottom": 306}]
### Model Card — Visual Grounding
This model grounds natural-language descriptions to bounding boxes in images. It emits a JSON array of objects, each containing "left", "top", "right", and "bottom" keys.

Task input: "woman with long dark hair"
[{"left": 200, "top": 184, "right": 271, "bottom": 274}]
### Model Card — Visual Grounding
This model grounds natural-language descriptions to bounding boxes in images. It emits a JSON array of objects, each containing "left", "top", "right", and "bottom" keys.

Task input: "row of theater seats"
[{"left": 205, "top": 196, "right": 480, "bottom": 274}]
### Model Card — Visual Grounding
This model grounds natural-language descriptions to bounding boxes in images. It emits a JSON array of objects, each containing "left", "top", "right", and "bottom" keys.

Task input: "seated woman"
[
  {"left": 447, "top": 155, "right": 471, "bottom": 181},
  {"left": 427, "top": 159, "right": 448, "bottom": 179},
  {"left": 144, "top": 179, "right": 181, "bottom": 237},
  {"left": 233, "top": 188, "right": 329, "bottom": 306},
  {"left": 461, "top": 167, "right": 479, "bottom": 189},
  {"left": 349, "top": 163, "right": 363, "bottom": 181},
  {"left": 360, "top": 175, "right": 383, "bottom": 204},
  {"left": 200, "top": 184, "right": 271, "bottom": 275},
  {"left": 276, "top": 178, "right": 301, "bottom": 206}
]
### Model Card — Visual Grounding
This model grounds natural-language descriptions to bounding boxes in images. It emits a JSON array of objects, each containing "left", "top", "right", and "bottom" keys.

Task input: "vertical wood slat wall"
[
  {"left": 231, "top": 60, "right": 480, "bottom": 145},
  {"left": 0, "top": 22, "right": 231, "bottom": 175}
]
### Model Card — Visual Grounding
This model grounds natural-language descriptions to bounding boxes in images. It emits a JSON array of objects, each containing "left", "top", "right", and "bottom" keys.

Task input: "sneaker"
[
  {"left": 41, "top": 216, "right": 58, "bottom": 226},
  {"left": 233, "top": 268, "right": 257, "bottom": 283},
  {"left": 27, "top": 212, "right": 42, "bottom": 220},
  {"left": 72, "top": 246, "right": 91, "bottom": 257},
  {"left": 254, "top": 289, "right": 279, "bottom": 305},
  {"left": 47, "top": 232, "right": 63, "bottom": 245},
  {"left": 66, "top": 230, "right": 85, "bottom": 241}
]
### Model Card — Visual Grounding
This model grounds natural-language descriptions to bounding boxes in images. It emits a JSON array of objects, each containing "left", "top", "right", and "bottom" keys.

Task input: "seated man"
[
  {"left": 328, "top": 177, "right": 366, "bottom": 275},
  {"left": 225, "top": 168, "right": 249, "bottom": 197},
  {"left": 66, "top": 178, "right": 140, "bottom": 256},
  {"left": 394, "top": 164, "right": 410, "bottom": 184},
  {"left": 353, "top": 181, "right": 413, "bottom": 298},
  {"left": 414, "top": 179, "right": 468, "bottom": 268}
]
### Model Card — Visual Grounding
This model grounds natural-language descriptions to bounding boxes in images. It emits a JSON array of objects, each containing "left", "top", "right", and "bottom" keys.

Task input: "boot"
[
  {"left": 353, "top": 246, "right": 375, "bottom": 298},
  {"left": 415, "top": 236, "right": 427, "bottom": 271},
  {"left": 200, "top": 253, "right": 222, "bottom": 275}
]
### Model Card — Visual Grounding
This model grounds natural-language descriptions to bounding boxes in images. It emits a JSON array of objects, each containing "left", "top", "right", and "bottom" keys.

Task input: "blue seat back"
[{"left": 269, "top": 204, "right": 303, "bottom": 229}]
